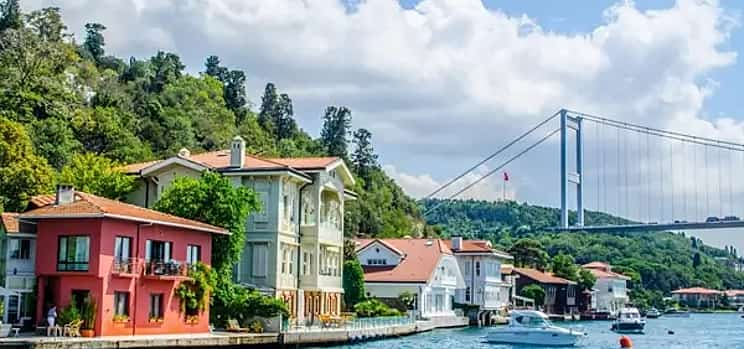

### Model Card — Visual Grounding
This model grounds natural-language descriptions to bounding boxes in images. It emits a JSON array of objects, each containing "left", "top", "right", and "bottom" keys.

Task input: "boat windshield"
[
  {"left": 515, "top": 315, "right": 552, "bottom": 327},
  {"left": 620, "top": 312, "right": 640, "bottom": 319}
]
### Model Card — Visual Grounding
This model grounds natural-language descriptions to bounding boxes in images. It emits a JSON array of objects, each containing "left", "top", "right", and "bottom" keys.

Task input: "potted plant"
[{"left": 80, "top": 296, "right": 97, "bottom": 337}]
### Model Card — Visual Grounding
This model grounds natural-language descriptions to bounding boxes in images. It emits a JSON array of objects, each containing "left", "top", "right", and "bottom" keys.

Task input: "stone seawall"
[{"left": 0, "top": 316, "right": 469, "bottom": 349}]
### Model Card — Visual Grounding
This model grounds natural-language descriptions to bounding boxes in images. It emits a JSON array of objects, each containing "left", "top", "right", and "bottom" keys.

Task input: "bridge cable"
[
  {"left": 694, "top": 143, "right": 699, "bottom": 221},
  {"left": 729, "top": 148, "right": 734, "bottom": 217},
  {"left": 624, "top": 129, "right": 629, "bottom": 220},
  {"left": 424, "top": 111, "right": 560, "bottom": 199},
  {"left": 718, "top": 146, "right": 723, "bottom": 217},
  {"left": 602, "top": 123, "right": 608, "bottom": 213},
  {"left": 595, "top": 122, "right": 601, "bottom": 213},
  {"left": 645, "top": 130, "right": 651, "bottom": 223},
  {"left": 423, "top": 127, "right": 561, "bottom": 217},
  {"left": 670, "top": 139, "right": 675, "bottom": 221},
  {"left": 705, "top": 144, "right": 710, "bottom": 217},
  {"left": 616, "top": 127, "right": 621, "bottom": 218},
  {"left": 660, "top": 136, "right": 665, "bottom": 222},
  {"left": 683, "top": 141, "right": 688, "bottom": 220}
]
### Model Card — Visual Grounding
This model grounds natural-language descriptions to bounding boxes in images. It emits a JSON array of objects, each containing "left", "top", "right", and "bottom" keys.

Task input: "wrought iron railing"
[
  {"left": 144, "top": 260, "right": 189, "bottom": 277},
  {"left": 112, "top": 258, "right": 137, "bottom": 274}
]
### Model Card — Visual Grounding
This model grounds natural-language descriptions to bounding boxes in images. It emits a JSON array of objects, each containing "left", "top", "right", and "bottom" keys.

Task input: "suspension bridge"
[{"left": 424, "top": 109, "right": 744, "bottom": 232}]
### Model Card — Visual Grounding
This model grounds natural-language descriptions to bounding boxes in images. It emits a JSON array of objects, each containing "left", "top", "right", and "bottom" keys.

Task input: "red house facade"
[{"left": 22, "top": 187, "right": 227, "bottom": 336}]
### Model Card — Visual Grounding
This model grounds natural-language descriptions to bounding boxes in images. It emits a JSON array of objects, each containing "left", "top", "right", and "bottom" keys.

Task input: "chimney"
[
  {"left": 56, "top": 184, "right": 75, "bottom": 205},
  {"left": 452, "top": 236, "right": 462, "bottom": 250},
  {"left": 177, "top": 148, "right": 191, "bottom": 158},
  {"left": 230, "top": 136, "right": 245, "bottom": 168}
]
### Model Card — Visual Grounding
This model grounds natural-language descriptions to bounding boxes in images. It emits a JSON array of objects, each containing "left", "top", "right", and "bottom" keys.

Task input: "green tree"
[
  {"left": 343, "top": 259, "right": 366, "bottom": 310},
  {"left": 25, "top": 7, "right": 67, "bottom": 42},
  {"left": 148, "top": 51, "right": 184, "bottom": 93},
  {"left": 257, "top": 83, "right": 296, "bottom": 141},
  {"left": 0, "top": 116, "right": 54, "bottom": 211},
  {"left": 258, "top": 82, "right": 279, "bottom": 134},
  {"left": 521, "top": 284, "right": 545, "bottom": 307},
  {"left": 551, "top": 254, "right": 578, "bottom": 281},
  {"left": 578, "top": 268, "right": 597, "bottom": 291},
  {"left": 0, "top": 0, "right": 21, "bottom": 32},
  {"left": 508, "top": 238, "right": 549, "bottom": 270},
  {"left": 351, "top": 128, "right": 378, "bottom": 184},
  {"left": 320, "top": 106, "right": 352, "bottom": 159},
  {"left": 82, "top": 23, "right": 105, "bottom": 64},
  {"left": 693, "top": 252, "right": 702, "bottom": 269},
  {"left": 29, "top": 117, "right": 82, "bottom": 169},
  {"left": 58, "top": 153, "right": 135, "bottom": 200},
  {"left": 153, "top": 171, "right": 259, "bottom": 275},
  {"left": 223, "top": 70, "right": 248, "bottom": 125},
  {"left": 70, "top": 107, "right": 150, "bottom": 163},
  {"left": 204, "top": 55, "right": 227, "bottom": 80}
]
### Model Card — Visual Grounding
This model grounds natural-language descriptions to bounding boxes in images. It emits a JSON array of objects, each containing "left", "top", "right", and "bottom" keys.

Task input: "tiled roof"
[
  {"left": 355, "top": 238, "right": 452, "bottom": 283},
  {"left": 0, "top": 212, "right": 19, "bottom": 233},
  {"left": 513, "top": 268, "right": 576, "bottom": 285},
  {"left": 443, "top": 239, "right": 513, "bottom": 258},
  {"left": 501, "top": 264, "right": 514, "bottom": 275},
  {"left": 724, "top": 290, "right": 744, "bottom": 297},
  {"left": 582, "top": 262, "right": 610, "bottom": 270},
  {"left": 356, "top": 239, "right": 405, "bottom": 256},
  {"left": 122, "top": 150, "right": 341, "bottom": 174},
  {"left": 671, "top": 287, "right": 722, "bottom": 295},
  {"left": 22, "top": 192, "right": 228, "bottom": 235},
  {"left": 586, "top": 268, "right": 630, "bottom": 280}
]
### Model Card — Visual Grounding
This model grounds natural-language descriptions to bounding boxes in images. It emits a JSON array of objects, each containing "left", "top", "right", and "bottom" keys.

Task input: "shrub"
[
  {"left": 521, "top": 284, "right": 546, "bottom": 307},
  {"left": 57, "top": 300, "right": 81, "bottom": 326},
  {"left": 343, "top": 259, "right": 365, "bottom": 309},
  {"left": 353, "top": 299, "right": 402, "bottom": 318},
  {"left": 175, "top": 262, "right": 216, "bottom": 315}
]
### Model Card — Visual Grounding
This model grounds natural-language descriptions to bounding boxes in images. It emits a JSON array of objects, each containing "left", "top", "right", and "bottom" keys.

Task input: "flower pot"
[{"left": 81, "top": 329, "right": 95, "bottom": 337}]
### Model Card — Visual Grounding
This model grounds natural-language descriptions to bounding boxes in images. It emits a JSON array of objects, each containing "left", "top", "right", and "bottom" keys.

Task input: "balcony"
[
  {"left": 112, "top": 258, "right": 139, "bottom": 277},
  {"left": 143, "top": 260, "right": 192, "bottom": 280}
]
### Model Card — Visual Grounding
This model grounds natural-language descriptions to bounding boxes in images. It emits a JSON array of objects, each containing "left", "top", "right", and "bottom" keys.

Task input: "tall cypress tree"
[
  {"left": 82, "top": 23, "right": 106, "bottom": 64},
  {"left": 223, "top": 70, "right": 247, "bottom": 125},
  {"left": 351, "top": 128, "right": 378, "bottom": 183},
  {"left": 320, "top": 106, "right": 352, "bottom": 159}
]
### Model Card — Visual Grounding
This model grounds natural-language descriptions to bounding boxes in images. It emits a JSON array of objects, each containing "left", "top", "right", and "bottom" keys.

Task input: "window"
[
  {"left": 251, "top": 243, "right": 268, "bottom": 277},
  {"left": 475, "top": 261, "right": 481, "bottom": 276},
  {"left": 281, "top": 248, "right": 287, "bottom": 274},
  {"left": 6, "top": 295, "right": 18, "bottom": 322},
  {"left": 254, "top": 192, "right": 269, "bottom": 222},
  {"left": 149, "top": 294, "right": 164, "bottom": 319},
  {"left": 145, "top": 240, "right": 172, "bottom": 262},
  {"left": 57, "top": 236, "right": 90, "bottom": 271},
  {"left": 114, "top": 236, "right": 132, "bottom": 263},
  {"left": 303, "top": 252, "right": 308, "bottom": 275},
  {"left": 114, "top": 292, "right": 129, "bottom": 316},
  {"left": 9, "top": 239, "right": 30, "bottom": 260},
  {"left": 366, "top": 259, "right": 387, "bottom": 265},
  {"left": 464, "top": 261, "right": 470, "bottom": 275},
  {"left": 186, "top": 245, "right": 201, "bottom": 265},
  {"left": 465, "top": 287, "right": 471, "bottom": 302}
]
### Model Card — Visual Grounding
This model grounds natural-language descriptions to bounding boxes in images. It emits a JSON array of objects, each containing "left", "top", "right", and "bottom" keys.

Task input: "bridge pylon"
[{"left": 560, "top": 109, "right": 583, "bottom": 228}]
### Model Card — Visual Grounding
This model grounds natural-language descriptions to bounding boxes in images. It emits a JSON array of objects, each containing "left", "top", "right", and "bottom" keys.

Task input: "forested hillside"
[
  {"left": 0, "top": 2, "right": 426, "bottom": 237},
  {"left": 423, "top": 198, "right": 744, "bottom": 306}
]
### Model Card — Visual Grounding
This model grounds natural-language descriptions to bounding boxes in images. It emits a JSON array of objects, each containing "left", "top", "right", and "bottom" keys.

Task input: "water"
[{"left": 312, "top": 313, "right": 744, "bottom": 349}]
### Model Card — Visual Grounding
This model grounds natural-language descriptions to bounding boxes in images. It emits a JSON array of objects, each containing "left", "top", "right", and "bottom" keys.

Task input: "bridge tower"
[{"left": 560, "top": 109, "right": 584, "bottom": 228}]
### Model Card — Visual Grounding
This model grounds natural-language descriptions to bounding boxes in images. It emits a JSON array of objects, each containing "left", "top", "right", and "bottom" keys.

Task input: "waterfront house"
[
  {"left": 121, "top": 136, "right": 356, "bottom": 321},
  {"left": 671, "top": 287, "right": 722, "bottom": 308},
  {"left": 355, "top": 238, "right": 465, "bottom": 319},
  {"left": 582, "top": 262, "right": 629, "bottom": 314},
  {"left": 724, "top": 290, "right": 744, "bottom": 308},
  {"left": 444, "top": 237, "right": 512, "bottom": 324},
  {"left": 24, "top": 186, "right": 226, "bottom": 336},
  {"left": 513, "top": 268, "right": 577, "bottom": 315},
  {"left": 0, "top": 213, "right": 35, "bottom": 326}
]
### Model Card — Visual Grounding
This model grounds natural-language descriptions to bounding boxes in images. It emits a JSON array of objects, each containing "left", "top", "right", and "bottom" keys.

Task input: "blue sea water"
[{"left": 313, "top": 313, "right": 744, "bottom": 349}]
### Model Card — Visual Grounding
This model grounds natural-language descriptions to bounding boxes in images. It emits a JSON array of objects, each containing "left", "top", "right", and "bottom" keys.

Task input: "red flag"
[{"left": 503, "top": 172, "right": 509, "bottom": 181}]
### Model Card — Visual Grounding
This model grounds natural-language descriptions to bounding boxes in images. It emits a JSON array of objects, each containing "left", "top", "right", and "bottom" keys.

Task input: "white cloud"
[{"left": 25, "top": 0, "right": 744, "bottom": 222}]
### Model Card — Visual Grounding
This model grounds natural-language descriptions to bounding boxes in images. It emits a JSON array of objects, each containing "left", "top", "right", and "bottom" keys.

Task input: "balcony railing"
[
  {"left": 143, "top": 260, "right": 190, "bottom": 278},
  {"left": 112, "top": 258, "right": 138, "bottom": 275}
]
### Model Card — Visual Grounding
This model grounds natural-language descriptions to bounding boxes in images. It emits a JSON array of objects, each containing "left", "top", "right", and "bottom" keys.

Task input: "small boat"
[
  {"left": 663, "top": 308, "right": 691, "bottom": 317},
  {"left": 485, "top": 310, "right": 586, "bottom": 346},
  {"left": 646, "top": 308, "right": 661, "bottom": 319},
  {"left": 610, "top": 308, "right": 645, "bottom": 334}
]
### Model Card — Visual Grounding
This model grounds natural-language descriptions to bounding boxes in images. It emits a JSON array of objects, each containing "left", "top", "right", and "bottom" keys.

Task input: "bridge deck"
[{"left": 549, "top": 220, "right": 744, "bottom": 232}]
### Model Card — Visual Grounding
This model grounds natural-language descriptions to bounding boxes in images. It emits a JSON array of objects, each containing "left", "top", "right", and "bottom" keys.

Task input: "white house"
[
  {"left": 445, "top": 237, "right": 512, "bottom": 324},
  {"left": 0, "top": 213, "right": 36, "bottom": 325},
  {"left": 583, "top": 262, "right": 629, "bottom": 314},
  {"left": 355, "top": 239, "right": 465, "bottom": 319},
  {"left": 122, "top": 137, "right": 356, "bottom": 320}
]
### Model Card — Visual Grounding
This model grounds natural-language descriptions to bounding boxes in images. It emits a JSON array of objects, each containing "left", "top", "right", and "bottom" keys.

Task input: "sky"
[{"left": 23, "top": 0, "right": 744, "bottom": 251}]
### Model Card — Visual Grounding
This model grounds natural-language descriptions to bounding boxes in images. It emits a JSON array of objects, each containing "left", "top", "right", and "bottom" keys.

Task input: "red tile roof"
[
  {"left": 355, "top": 239, "right": 452, "bottom": 283},
  {"left": 22, "top": 192, "right": 228, "bottom": 235},
  {"left": 724, "top": 290, "right": 744, "bottom": 297},
  {"left": 514, "top": 268, "right": 576, "bottom": 285},
  {"left": 582, "top": 262, "right": 610, "bottom": 270},
  {"left": 671, "top": 287, "right": 722, "bottom": 295},
  {"left": 122, "top": 150, "right": 341, "bottom": 174},
  {"left": 1, "top": 212, "right": 19, "bottom": 233},
  {"left": 443, "top": 239, "right": 513, "bottom": 258},
  {"left": 586, "top": 268, "right": 630, "bottom": 280}
]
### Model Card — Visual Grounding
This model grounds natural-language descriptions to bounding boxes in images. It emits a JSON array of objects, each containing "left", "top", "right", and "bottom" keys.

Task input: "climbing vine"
[{"left": 175, "top": 263, "right": 217, "bottom": 315}]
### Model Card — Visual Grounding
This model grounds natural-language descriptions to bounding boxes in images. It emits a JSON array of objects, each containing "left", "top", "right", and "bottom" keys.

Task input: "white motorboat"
[
  {"left": 485, "top": 310, "right": 586, "bottom": 346},
  {"left": 610, "top": 308, "right": 645, "bottom": 333},
  {"left": 645, "top": 307, "right": 661, "bottom": 318}
]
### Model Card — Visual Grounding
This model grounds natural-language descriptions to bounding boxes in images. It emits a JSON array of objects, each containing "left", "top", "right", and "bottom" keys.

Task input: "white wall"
[{"left": 358, "top": 242, "right": 403, "bottom": 266}]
